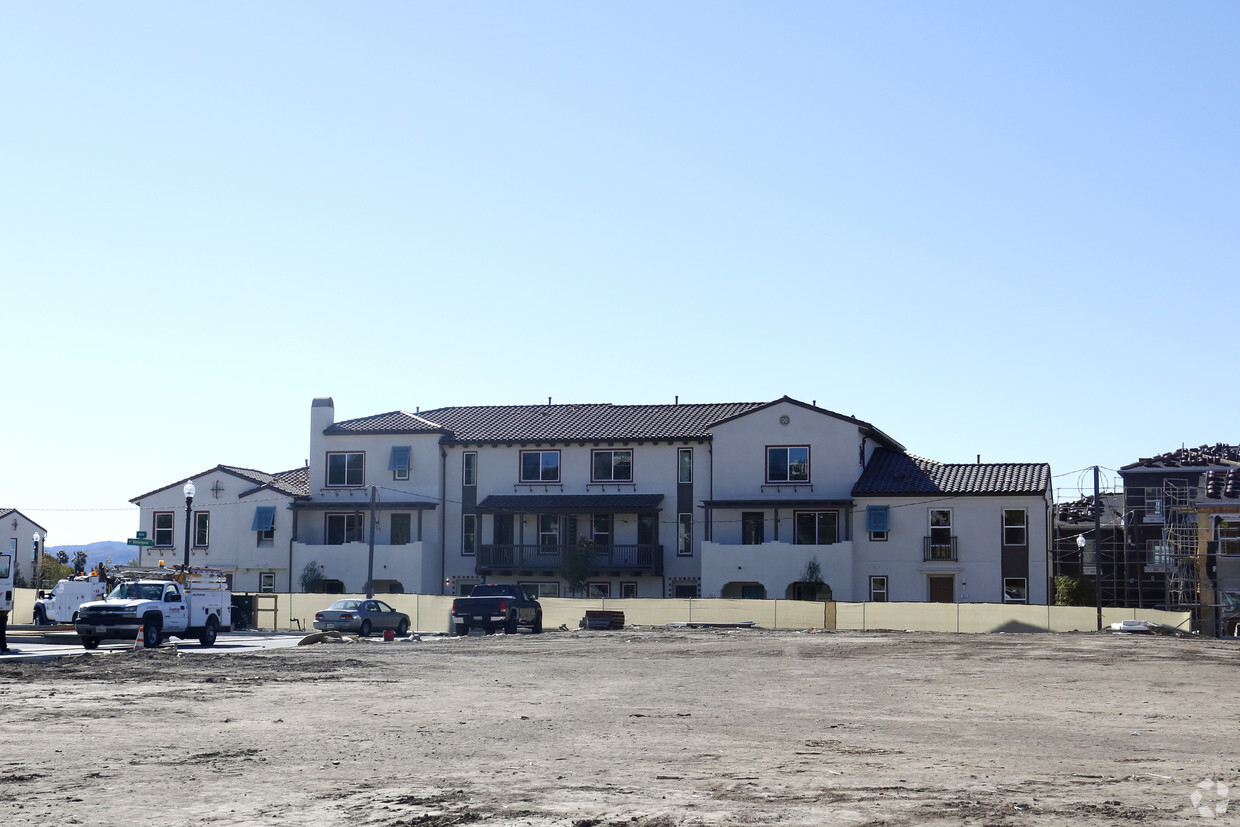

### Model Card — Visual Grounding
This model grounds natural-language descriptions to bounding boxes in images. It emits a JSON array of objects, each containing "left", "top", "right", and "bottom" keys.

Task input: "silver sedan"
[{"left": 313, "top": 599, "right": 410, "bottom": 637}]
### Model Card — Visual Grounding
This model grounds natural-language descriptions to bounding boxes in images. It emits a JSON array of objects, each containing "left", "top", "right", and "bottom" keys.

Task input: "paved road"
[{"left": 0, "top": 630, "right": 306, "bottom": 662}]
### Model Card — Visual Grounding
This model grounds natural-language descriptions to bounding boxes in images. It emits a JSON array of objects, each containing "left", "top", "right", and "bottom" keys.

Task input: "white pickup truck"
[
  {"left": 34, "top": 575, "right": 108, "bottom": 625},
  {"left": 75, "top": 566, "right": 232, "bottom": 650}
]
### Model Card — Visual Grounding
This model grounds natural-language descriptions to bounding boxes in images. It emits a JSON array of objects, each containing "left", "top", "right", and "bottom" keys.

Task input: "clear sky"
[{"left": 3, "top": 3, "right": 1237, "bottom": 545}]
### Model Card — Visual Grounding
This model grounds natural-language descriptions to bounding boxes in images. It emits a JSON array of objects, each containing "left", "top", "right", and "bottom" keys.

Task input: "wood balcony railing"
[
  {"left": 477, "top": 543, "right": 664, "bottom": 575},
  {"left": 923, "top": 536, "right": 958, "bottom": 562}
]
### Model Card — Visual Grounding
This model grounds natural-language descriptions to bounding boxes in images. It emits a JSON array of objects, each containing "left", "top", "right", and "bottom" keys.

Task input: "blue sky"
[{"left": 3, "top": 3, "right": 1236, "bottom": 545}]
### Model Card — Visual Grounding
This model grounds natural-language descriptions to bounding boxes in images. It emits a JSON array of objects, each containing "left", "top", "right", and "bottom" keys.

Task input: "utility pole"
[
  {"left": 1094, "top": 465, "right": 1103, "bottom": 632},
  {"left": 366, "top": 485, "right": 377, "bottom": 598}
]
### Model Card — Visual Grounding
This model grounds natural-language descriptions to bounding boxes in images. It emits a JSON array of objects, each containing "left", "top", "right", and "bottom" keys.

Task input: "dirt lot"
[{"left": 1, "top": 627, "right": 1238, "bottom": 826}]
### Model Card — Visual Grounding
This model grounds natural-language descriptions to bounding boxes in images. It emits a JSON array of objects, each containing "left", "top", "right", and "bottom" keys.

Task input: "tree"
[
  {"left": 561, "top": 539, "right": 595, "bottom": 598},
  {"left": 35, "top": 553, "right": 74, "bottom": 589},
  {"left": 72, "top": 550, "right": 88, "bottom": 575},
  {"left": 1054, "top": 575, "right": 1095, "bottom": 606},
  {"left": 299, "top": 561, "right": 326, "bottom": 593},
  {"left": 56, "top": 550, "right": 69, "bottom": 565}
]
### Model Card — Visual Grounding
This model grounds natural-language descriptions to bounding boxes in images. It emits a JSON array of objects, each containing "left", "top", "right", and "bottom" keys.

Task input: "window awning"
[
  {"left": 251, "top": 506, "right": 276, "bottom": 532},
  {"left": 388, "top": 446, "right": 412, "bottom": 472},
  {"left": 476, "top": 494, "right": 664, "bottom": 514}
]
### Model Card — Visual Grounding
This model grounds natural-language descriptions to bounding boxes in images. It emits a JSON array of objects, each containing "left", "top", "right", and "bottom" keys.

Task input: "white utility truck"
[
  {"left": 34, "top": 574, "right": 108, "bottom": 625},
  {"left": 75, "top": 565, "right": 231, "bottom": 650},
  {"left": 0, "top": 550, "right": 13, "bottom": 618}
]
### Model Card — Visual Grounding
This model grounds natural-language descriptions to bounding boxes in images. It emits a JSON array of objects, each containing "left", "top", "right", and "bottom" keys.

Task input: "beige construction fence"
[{"left": 11, "top": 589, "right": 1189, "bottom": 636}]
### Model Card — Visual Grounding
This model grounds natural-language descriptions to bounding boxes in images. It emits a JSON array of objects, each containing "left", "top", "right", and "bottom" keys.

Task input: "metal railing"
[{"left": 923, "top": 536, "right": 958, "bottom": 561}]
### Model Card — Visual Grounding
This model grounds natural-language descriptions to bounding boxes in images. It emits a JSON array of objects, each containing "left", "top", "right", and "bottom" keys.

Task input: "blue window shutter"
[
  {"left": 388, "top": 446, "right": 412, "bottom": 472},
  {"left": 866, "top": 505, "right": 889, "bottom": 533},
  {"left": 251, "top": 506, "right": 276, "bottom": 532}
]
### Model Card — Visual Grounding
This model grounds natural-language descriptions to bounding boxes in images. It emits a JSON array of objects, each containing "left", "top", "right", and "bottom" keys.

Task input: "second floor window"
[
  {"left": 1003, "top": 509, "right": 1027, "bottom": 546},
  {"left": 388, "top": 446, "right": 411, "bottom": 481},
  {"left": 592, "top": 450, "right": 632, "bottom": 482},
  {"left": 463, "top": 452, "right": 477, "bottom": 486},
  {"left": 767, "top": 446, "right": 809, "bottom": 483},
  {"left": 521, "top": 450, "right": 560, "bottom": 483},
  {"left": 678, "top": 448, "right": 693, "bottom": 483},
  {"left": 154, "top": 512, "right": 174, "bottom": 547},
  {"left": 327, "top": 452, "right": 365, "bottom": 487},
  {"left": 194, "top": 512, "right": 210, "bottom": 547}
]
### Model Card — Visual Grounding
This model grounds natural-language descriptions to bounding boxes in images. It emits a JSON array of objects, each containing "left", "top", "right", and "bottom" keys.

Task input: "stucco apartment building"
[{"left": 130, "top": 396, "right": 1052, "bottom": 604}]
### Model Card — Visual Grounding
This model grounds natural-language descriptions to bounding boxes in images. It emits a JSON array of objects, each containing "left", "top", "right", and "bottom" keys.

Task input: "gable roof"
[
  {"left": 329, "top": 401, "right": 770, "bottom": 443},
  {"left": 852, "top": 448, "right": 1050, "bottom": 497},
  {"left": 129, "top": 464, "right": 309, "bottom": 504},
  {"left": 325, "top": 396, "right": 904, "bottom": 447},
  {"left": 0, "top": 508, "right": 48, "bottom": 534}
]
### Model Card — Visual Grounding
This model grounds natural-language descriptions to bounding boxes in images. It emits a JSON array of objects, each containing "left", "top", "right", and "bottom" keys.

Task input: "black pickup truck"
[{"left": 451, "top": 584, "right": 543, "bottom": 635}]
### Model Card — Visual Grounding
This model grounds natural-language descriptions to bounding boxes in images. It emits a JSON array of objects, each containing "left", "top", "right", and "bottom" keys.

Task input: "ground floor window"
[
  {"left": 260, "top": 572, "right": 275, "bottom": 593},
  {"left": 673, "top": 583, "right": 699, "bottom": 598},
  {"left": 520, "top": 581, "right": 560, "bottom": 598},
  {"left": 588, "top": 582, "right": 611, "bottom": 598},
  {"left": 461, "top": 514, "right": 476, "bottom": 555},
  {"left": 1003, "top": 578, "right": 1027, "bottom": 603},
  {"left": 869, "top": 575, "right": 888, "bottom": 602},
  {"left": 620, "top": 582, "right": 638, "bottom": 598},
  {"left": 678, "top": 513, "right": 693, "bottom": 556}
]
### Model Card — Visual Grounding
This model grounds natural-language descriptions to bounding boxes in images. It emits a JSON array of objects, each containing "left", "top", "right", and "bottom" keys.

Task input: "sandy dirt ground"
[{"left": 1, "top": 627, "right": 1238, "bottom": 826}]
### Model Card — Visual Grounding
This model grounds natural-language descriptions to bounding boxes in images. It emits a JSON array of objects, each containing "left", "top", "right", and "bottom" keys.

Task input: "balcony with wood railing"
[{"left": 477, "top": 543, "right": 664, "bottom": 576}]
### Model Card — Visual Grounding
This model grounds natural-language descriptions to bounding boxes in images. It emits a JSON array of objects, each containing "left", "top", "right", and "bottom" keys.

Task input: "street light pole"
[
  {"left": 183, "top": 481, "right": 196, "bottom": 568},
  {"left": 32, "top": 532, "right": 41, "bottom": 591}
]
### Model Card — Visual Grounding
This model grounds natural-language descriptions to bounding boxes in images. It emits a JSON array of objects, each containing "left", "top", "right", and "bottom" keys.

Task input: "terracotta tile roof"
[
  {"left": 329, "top": 402, "right": 770, "bottom": 443},
  {"left": 853, "top": 448, "right": 1050, "bottom": 496}
]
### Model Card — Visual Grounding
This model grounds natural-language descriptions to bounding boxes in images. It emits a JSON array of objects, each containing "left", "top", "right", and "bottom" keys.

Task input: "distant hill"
[{"left": 47, "top": 541, "right": 138, "bottom": 571}]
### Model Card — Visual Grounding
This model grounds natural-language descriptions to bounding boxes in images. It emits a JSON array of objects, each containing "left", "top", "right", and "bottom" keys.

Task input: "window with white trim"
[
  {"left": 1003, "top": 578, "right": 1028, "bottom": 603},
  {"left": 678, "top": 448, "right": 693, "bottom": 484},
  {"left": 1003, "top": 509, "right": 1027, "bottom": 546},
  {"left": 592, "top": 514, "right": 611, "bottom": 546},
  {"left": 588, "top": 582, "right": 611, "bottom": 598},
  {"left": 154, "top": 512, "right": 174, "bottom": 547},
  {"left": 677, "top": 513, "right": 693, "bottom": 556},
  {"left": 767, "top": 446, "right": 809, "bottom": 483},
  {"left": 520, "top": 450, "right": 560, "bottom": 483},
  {"left": 866, "top": 505, "right": 889, "bottom": 541},
  {"left": 389, "top": 446, "right": 411, "bottom": 481},
  {"left": 869, "top": 575, "right": 888, "bottom": 602},
  {"left": 462, "top": 514, "right": 477, "bottom": 556},
  {"left": 592, "top": 450, "right": 632, "bottom": 482},
  {"left": 620, "top": 582, "right": 637, "bottom": 598},
  {"left": 538, "top": 514, "right": 559, "bottom": 547},
  {"left": 260, "top": 572, "right": 275, "bottom": 593},
  {"left": 193, "top": 512, "right": 210, "bottom": 547},
  {"left": 463, "top": 452, "right": 477, "bottom": 486},
  {"left": 519, "top": 581, "right": 560, "bottom": 598},
  {"left": 327, "top": 452, "right": 365, "bottom": 487}
]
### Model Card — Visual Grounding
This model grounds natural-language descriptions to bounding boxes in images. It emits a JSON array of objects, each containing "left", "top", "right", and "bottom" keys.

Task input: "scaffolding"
[{"left": 1163, "top": 480, "right": 1200, "bottom": 618}]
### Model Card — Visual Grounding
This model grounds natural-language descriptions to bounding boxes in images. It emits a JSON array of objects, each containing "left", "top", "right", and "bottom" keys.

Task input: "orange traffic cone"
[{"left": 134, "top": 625, "right": 144, "bottom": 650}]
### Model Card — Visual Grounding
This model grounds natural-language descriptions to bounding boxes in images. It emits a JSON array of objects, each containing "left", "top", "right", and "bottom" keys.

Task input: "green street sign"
[
  {"left": 136, "top": 530, "right": 147, "bottom": 539},
  {"left": 127, "top": 538, "right": 155, "bottom": 547}
]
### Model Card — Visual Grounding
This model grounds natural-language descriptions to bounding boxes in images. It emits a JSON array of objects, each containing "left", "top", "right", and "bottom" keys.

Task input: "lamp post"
[
  {"left": 183, "top": 481, "right": 196, "bottom": 568},
  {"left": 32, "top": 532, "right": 41, "bottom": 591}
]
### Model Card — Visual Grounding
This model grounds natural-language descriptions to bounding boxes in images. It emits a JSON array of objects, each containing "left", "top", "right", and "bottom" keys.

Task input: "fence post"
[{"left": 773, "top": 599, "right": 778, "bottom": 630}]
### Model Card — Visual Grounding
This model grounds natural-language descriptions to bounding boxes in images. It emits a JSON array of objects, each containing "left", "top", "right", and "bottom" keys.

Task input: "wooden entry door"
[{"left": 928, "top": 575, "right": 954, "bottom": 603}]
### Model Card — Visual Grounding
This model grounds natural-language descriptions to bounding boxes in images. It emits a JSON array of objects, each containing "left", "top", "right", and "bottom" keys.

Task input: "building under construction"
[{"left": 1119, "top": 444, "right": 1240, "bottom": 636}]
